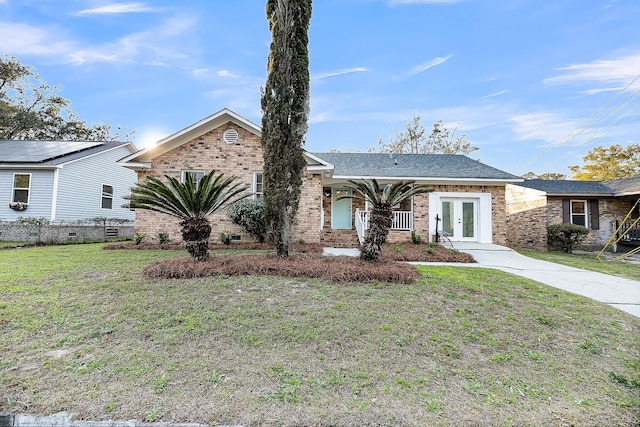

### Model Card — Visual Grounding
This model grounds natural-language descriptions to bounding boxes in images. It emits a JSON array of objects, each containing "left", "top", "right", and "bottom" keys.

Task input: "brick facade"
[{"left": 506, "top": 184, "right": 637, "bottom": 251}]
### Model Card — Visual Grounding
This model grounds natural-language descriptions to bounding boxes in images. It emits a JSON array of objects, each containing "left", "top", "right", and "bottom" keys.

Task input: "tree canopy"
[
  {"left": 569, "top": 143, "right": 640, "bottom": 181},
  {"left": 374, "top": 114, "right": 479, "bottom": 155},
  {"left": 522, "top": 172, "right": 567, "bottom": 180},
  {"left": 0, "top": 56, "right": 130, "bottom": 141}
]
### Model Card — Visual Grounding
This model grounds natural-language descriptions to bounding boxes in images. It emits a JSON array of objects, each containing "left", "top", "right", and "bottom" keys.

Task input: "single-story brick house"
[
  {"left": 119, "top": 108, "right": 522, "bottom": 247},
  {"left": 506, "top": 177, "right": 640, "bottom": 251}
]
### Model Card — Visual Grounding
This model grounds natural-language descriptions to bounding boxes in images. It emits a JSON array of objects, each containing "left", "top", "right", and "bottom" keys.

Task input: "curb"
[{"left": 0, "top": 413, "right": 244, "bottom": 427}]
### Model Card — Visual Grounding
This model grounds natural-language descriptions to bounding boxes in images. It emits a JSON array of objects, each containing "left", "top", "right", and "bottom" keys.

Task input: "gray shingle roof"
[
  {"left": 514, "top": 178, "right": 640, "bottom": 196},
  {"left": 312, "top": 153, "right": 520, "bottom": 180},
  {"left": 0, "top": 140, "right": 131, "bottom": 166}
]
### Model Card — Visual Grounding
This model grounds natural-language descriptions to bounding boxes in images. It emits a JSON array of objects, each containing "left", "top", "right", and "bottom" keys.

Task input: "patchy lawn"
[{"left": 1, "top": 244, "right": 638, "bottom": 426}]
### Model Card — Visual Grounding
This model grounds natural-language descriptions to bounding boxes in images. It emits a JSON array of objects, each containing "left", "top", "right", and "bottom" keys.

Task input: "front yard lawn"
[{"left": 0, "top": 244, "right": 638, "bottom": 426}]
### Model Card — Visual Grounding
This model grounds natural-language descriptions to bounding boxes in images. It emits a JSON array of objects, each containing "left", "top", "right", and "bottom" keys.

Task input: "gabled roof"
[
  {"left": 311, "top": 152, "right": 521, "bottom": 183},
  {"left": 605, "top": 175, "right": 640, "bottom": 197},
  {"left": 119, "top": 108, "right": 261, "bottom": 169},
  {"left": 515, "top": 177, "right": 640, "bottom": 197},
  {"left": 0, "top": 140, "right": 135, "bottom": 168}
]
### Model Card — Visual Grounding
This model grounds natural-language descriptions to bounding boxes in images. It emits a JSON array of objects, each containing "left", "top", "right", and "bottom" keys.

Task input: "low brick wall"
[{"left": 0, "top": 222, "right": 134, "bottom": 243}]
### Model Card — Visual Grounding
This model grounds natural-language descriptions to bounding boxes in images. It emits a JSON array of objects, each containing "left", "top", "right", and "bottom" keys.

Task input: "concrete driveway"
[
  {"left": 419, "top": 243, "right": 640, "bottom": 319},
  {"left": 324, "top": 244, "right": 640, "bottom": 318}
]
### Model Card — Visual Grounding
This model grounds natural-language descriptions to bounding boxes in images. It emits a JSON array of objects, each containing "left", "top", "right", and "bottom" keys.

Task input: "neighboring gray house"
[
  {"left": 506, "top": 177, "right": 640, "bottom": 251},
  {"left": 1, "top": 140, "right": 137, "bottom": 241}
]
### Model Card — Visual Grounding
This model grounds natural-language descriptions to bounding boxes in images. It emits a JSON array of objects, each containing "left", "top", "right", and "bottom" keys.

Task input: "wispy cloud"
[
  {"left": 314, "top": 67, "right": 368, "bottom": 80},
  {"left": 544, "top": 52, "right": 640, "bottom": 86},
  {"left": 509, "top": 112, "right": 597, "bottom": 146},
  {"left": 482, "top": 90, "right": 509, "bottom": 98},
  {"left": 408, "top": 54, "right": 452, "bottom": 76},
  {"left": 75, "top": 2, "right": 158, "bottom": 16},
  {"left": 0, "top": 15, "right": 197, "bottom": 65}
]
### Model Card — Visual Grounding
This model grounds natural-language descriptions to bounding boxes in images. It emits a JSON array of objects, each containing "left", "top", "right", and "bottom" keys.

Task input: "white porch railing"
[{"left": 354, "top": 209, "right": 413, "bottom": 245}]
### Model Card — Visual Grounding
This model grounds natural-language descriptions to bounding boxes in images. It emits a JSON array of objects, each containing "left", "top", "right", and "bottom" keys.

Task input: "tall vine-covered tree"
[
  {"left": 0, "top": 56, "right": 130, "bottom": 141},
  {"left": 260, "top": 0, "right": 312, "bottom": 258}
]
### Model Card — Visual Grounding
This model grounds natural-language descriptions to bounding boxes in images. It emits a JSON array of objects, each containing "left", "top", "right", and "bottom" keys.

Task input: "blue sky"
[{"left": 1, "top": 0, "right": 639, "bottom": 177}]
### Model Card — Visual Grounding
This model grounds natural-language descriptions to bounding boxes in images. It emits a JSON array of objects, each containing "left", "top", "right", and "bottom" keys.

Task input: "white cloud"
[
  {"left": 409, "top": 54, "right": 452, "bottom": 76},
  {"left": 481, "top": 90, "right": 509, "bottom": 98},
  {"left": 75, "top": 2, "right": 157, "bottom": 16},
  {"left": 314, "top": 67, "right": 368, "bottom": 80},
  {"left": 544, "top": 52, "right": 640, "bottom": 87},
  {"left": 509, "top": 112, "right": 597, "bottom": 146},
  {"left": 217, "top": 70, "right": 239, "bottom": 79},
  {"left": 0, "top": 14, "right": 197, "bottom": 65}
]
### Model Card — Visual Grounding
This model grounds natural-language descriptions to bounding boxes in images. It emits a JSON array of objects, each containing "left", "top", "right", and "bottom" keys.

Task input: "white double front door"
[
  {"left": 429, "top": 192, "right": 492, "bottom": 243},
  {"left": 440, "top": 198, "right": 478, "bottom": 241}
]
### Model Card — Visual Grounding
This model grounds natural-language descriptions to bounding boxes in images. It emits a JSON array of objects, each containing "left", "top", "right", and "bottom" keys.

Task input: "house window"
[
  {"left": 101, "top": 184, "right": 114, "bottom": 209},
  {"left": 181, "top": 170, "right": 205, "bottom": 186},
  {"left": 12, "top": 173, "right": 31, "bottom": 204},
  {"left": 570, "top": 200, "right": 587, "bottom": 227},
  {"left": 253, "top": 172, "right": 264, "bottom": 200}
]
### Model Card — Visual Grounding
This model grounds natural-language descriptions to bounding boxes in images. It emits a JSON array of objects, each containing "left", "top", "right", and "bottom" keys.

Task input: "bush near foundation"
[{"left": 546, "top": 223, "right": 589, "bottom": 253}]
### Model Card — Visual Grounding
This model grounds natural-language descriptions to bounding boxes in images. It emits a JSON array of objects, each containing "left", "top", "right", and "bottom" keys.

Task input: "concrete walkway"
[{"left": 324, "top": 244, "right": 640, "bottom": 318}]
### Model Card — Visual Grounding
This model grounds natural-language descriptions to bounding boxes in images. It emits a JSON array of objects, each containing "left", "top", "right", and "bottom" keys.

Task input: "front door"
[
  {"left": 441, "top": 198, "right": 478, "bottom": 241},
  {"left": 332, "top": 188, "right": 352, "bottom": 229}
]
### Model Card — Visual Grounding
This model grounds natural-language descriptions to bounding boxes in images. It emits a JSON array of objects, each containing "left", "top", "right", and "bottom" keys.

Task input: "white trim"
[
  {"left": 429, "top": 192, "right": 492, "bottom": 243},
  {"left": 100, "top": 183, "right": 114, "bottom": 210},
  {"left": 330, "top": 175, "right": 522, "bottom": 185},
  {"left": 181, "top": 170, "right": 205, "bottom": 185},
  {"left": 12, "top": 172, "right": 31, "bottom": 204},
  {"left": 570, "top": 199, "right": 588, "bottom": 228},
  {"left": 51, "top": 169, "right": 59, "bottom": 221},
  {"left": 253, "top": 172, "right": 264, "bottom": 200}
]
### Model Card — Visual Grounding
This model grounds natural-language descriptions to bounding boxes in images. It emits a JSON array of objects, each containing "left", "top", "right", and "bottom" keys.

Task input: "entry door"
[
  {"left": 332, "top": 189, "right": 352, "bottom": 229},
  {"left": 441, "top": 198, "right": 478, "bottom": 241}
]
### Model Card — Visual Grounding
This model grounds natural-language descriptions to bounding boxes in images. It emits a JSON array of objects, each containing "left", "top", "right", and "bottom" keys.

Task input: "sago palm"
[
  {"left": 341, "top": 179, "right": 432, "bottom": 262},
  {"left": 125, "top": 170, "right": 248, "bottom": 261}
]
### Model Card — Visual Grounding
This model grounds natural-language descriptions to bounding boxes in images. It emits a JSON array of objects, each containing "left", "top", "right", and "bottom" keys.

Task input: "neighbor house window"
[
  {"left": 12, "top": 173, "right": 31, "bottom": 204},
  {"left": 181, "top": 170, "right": 205, "bottom": 186},
  {"left": 570, "top": 200, "right": 587, "bottom": 227},
  {"left": 253, "top": 172, "right": 264, "bottom": 200},
  {"left": 101, "top": 184, "right": 114, "bottom": 209}
]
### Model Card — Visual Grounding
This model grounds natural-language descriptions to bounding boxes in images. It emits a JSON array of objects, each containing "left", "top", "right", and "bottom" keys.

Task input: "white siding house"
[{"left": 0, "top": 141, "right": 137, "bottom": 224}]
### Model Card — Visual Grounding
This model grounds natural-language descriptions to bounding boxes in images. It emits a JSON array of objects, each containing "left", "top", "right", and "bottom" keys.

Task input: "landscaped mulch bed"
[{"left": 105, "top": 240, "right": 475, "bottom": 283}]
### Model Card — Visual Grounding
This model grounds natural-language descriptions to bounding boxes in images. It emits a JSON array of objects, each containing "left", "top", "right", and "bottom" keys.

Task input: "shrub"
[
  {"left": 134, "top": 232, "right": 146, "bottom": 245},
  {"left": 220, "top": 232, "right": 231, "bottom": 245},
  {"left": 156, "top": 232, "right": 170, "bottom": 244},
  {"left": 411, "top": 230, "right": 421, "bottom": 244},
  {"left": 227, "top": 199, "right": 266, "bottom": 243},
  {"left": 546, "top": 223, "right": 589, "bottom": 253},
  {"left": 425, "top": 247, "right": 437, "bottom": 255}
]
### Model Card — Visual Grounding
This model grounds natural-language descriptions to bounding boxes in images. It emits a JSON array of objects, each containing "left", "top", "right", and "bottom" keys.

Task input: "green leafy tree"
[
  {"left": 124, "top": 170, "right": 248, "bottom": 261},
  {"left": 260, "top": 0, "right": 312, "bottom": 258},
  {"left": 0, "top": 56, "right": 130, "bottom": 141},
  {"left": 340, "top": 179, "right": 432, "bottom": 262},
  {"left": 376, "top": 114, "right": 478, "bottom": 155},
  {"left": 569, "top": 144, "right": 640, "bottom": 181}
]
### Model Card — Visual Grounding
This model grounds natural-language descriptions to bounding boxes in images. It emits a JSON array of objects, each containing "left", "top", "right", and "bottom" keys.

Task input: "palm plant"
[
  {"left": 125, "top": 170, "right": 248, "bottom": 261},
  {"left": 340, "top": 179, "right": 432, "bottom": 262}
]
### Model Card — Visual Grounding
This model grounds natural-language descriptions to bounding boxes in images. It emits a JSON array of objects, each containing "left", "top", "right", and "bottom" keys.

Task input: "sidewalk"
[{"left": 324, "top": 244, "right": 640, "bottom": 318}]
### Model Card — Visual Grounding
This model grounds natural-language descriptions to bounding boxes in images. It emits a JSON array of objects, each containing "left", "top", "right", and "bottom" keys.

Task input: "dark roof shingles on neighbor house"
[
  {"left": 516, "top": 177, "right": 640, "bottom": 197},
  {"left": 0, "top": 140, "right": 130, "bottom": 166},
  {"left": 313, "top": 153, "right": 520, "bottom": 180}
]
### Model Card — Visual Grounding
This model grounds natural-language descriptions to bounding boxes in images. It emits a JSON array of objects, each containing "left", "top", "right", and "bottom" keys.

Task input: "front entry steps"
[{"left": 320, "top": 229, "right": 360, "bottom": 248}]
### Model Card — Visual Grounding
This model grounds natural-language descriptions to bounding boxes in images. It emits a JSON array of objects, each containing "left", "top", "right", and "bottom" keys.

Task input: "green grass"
[
  {"left": 518, "top": 249, "right": 640, "bottom": 281},
  {"left": 0, "top": 244, "right": 638, "bottom": 426}
]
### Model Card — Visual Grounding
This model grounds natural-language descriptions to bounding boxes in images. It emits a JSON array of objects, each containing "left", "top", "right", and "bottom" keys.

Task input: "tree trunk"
[
  {"left": 360, "top": 205, "right": 393, "bottom": 262},
  {"left": 180, "top": 218, "right": 212, "bottom": 262}
]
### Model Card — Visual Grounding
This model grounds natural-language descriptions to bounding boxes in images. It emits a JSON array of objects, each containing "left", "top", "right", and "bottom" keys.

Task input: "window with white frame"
[
  {"left": 181, "top": 170, "right": 205, "bottom": 186},
  {"left": 12, "top": 173, "right": 31, "bottom": 203},
  {"left": 570, "top": 200, "right": 587, "bottom": 227},
  {"left": 101, "top": 184, "right": 114, "bottom": 209},
  {"left": 253, "top": 172, "right": 263, "bottom": 200}
]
